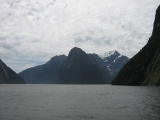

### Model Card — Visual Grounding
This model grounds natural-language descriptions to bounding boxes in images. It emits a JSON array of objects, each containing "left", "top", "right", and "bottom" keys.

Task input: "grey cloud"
[{"left": 0, "top": 0, "right": 159, "bottom": 72}]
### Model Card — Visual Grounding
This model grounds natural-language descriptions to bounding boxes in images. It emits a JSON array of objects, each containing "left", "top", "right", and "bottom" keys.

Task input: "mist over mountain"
[
  {"left": 20, "top": 48, "right": 128, "bottom": 84},
  {"left": 0, "top": 59, "right": 25, "bottom": 84},
  {"left": 112, "top": 5, "right": 160, "bottom": 86}
]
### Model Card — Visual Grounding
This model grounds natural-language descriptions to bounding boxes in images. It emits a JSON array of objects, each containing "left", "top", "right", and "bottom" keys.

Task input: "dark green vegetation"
[
  {"left": 0, "top": 60, "right": 25, "bottom": 84},
  {"left": 112, "top": 5, "right": 160, "bottom": 86},
  {"left": 20, "top": 48, "right": 128, "bottom": 84}
]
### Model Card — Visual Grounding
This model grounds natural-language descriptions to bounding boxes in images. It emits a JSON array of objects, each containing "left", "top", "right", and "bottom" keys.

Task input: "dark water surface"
[{"left": 0, "top": 85, "right": 159, "bottom": 120}]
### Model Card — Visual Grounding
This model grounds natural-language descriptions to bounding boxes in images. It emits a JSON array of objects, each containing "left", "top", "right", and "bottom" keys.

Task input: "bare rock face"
[
  {"left": 112, "top": 5, "right": 160, "bottom": 86},
  {"left": 0, "top": 59, "right": 25, "bottom": 84},
  {"left": 143, "top": 48, "right": 160, "bottom": 85}
]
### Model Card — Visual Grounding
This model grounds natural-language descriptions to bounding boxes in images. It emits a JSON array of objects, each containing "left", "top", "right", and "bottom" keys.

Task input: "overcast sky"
[{"left": 0, "top": 0, "right": 159, "bottom": 72}]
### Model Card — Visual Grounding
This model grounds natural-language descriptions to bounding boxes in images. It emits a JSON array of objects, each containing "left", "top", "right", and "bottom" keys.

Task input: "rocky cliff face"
[
  {"left": 0, "top": 59, "right": 25, "bottom": 84},
  {"left": 112, "top": 5, "right": 160, "bottom": 86},
  {"left": 143, "top": 48, "right": 160, "bottom": 85}
]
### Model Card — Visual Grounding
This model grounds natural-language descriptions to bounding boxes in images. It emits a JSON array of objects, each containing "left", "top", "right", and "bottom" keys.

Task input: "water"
[{"left": 0, "top": 85, "right": 159, "bottom": 120}]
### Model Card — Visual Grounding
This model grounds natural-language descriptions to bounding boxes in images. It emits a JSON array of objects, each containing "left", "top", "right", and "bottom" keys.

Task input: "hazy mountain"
[
  {"left": 20, "top": 55, "right": 67, "bottom": 84},
  {"left": 112, "top": 5, "right": 160, "bottom": 86},
  {"left": 101, "top": 51, "right": 129, "bottom": 79},
  {"left": 0, "top": 59, "right": 25, "bottom": 84}
]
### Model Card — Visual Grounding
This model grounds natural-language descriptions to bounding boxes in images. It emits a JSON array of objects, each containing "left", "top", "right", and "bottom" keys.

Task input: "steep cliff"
[
  {"left": 112, "top": 5, "right": 160, "bottom": 86},
  {"left": 0, "top": 59, "right": 25, "bottom": 84},
  {"left": 143, "top": 48, "right": 160, "bottom": 85}
]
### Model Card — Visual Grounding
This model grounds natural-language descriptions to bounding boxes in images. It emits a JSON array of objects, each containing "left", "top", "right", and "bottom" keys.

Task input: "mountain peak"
[
  {"left": 69, "top": 47, "right": 84, "bottom": 53},
  {"left": 156, "top": 5, "right": 160, "bottom": 22},
  {"left": 100, "top": 50, "right": 121, "bottom": 59},
  {"left": 113, "top": 51, "right": 120, "bottom": 56},
  {"left": 48, "top": 55, "right": 66, "bottom": 61},
  {"left": 68, "top": 47, "right": 87, "bottom": 58},
  {"left": 151, "top": 5, "right": 160, "bottom": 39},
  {"left": 59, "top": 47, "right": 109, "bottom": 84}
]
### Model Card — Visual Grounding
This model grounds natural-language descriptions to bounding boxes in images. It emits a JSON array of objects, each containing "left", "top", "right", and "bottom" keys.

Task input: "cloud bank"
[{"left": 0, "top": 0, "right": 159, "bottom": 72}]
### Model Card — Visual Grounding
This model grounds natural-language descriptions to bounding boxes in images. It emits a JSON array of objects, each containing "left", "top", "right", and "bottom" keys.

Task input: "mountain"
[
  {"left": 0, "top": 59, "right": 25, "bottom": 84},
  {"left": 20, "top": 48, "right": 128, "bottom": 84},
  {"left": 59, "top": 47, "right": 111, "bottom": 84},
  {"left": 112, "top": 5, "right": 160, "bottom": 86},
  {"left": 101, "top": 51, "right": 129, "bottom": 79},
  {"left": 20, "top": 48, "right": 111, "bottom": 84},
  {"left": 20, "top": 55, "right": 67, "bottom": 84}
]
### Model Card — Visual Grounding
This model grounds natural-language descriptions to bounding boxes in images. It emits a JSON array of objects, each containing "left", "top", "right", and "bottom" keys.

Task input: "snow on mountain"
[
  {"left": 99, "top": 51, "right": 129, "bottom": 79},
  {"left": 100, "top": 50, "right": 121, "bottom": 59}
]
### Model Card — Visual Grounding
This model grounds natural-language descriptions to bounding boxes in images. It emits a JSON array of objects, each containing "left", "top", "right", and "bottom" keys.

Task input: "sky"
[{"left": 0, "top": 0, "right": 159, "bottom": 72}]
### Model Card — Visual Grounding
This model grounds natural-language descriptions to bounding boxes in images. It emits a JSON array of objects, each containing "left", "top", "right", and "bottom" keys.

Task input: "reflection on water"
[{"left": 0, "top": 85, "right": 159, "bottom": 120}]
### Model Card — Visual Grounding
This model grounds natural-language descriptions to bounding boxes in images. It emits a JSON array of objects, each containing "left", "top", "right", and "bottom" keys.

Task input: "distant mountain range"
[
  {"left": 0, "top": 59, "right": 25, "bottom": 84},
  {"left": 2, "top": 4, "right": 160, "bottom": 85},
  {"left": 19, "top": 48, "right": 128, "bottom": 84},
  {"left": 112, "top": 5, "right": 160, "bottom": 86}
]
